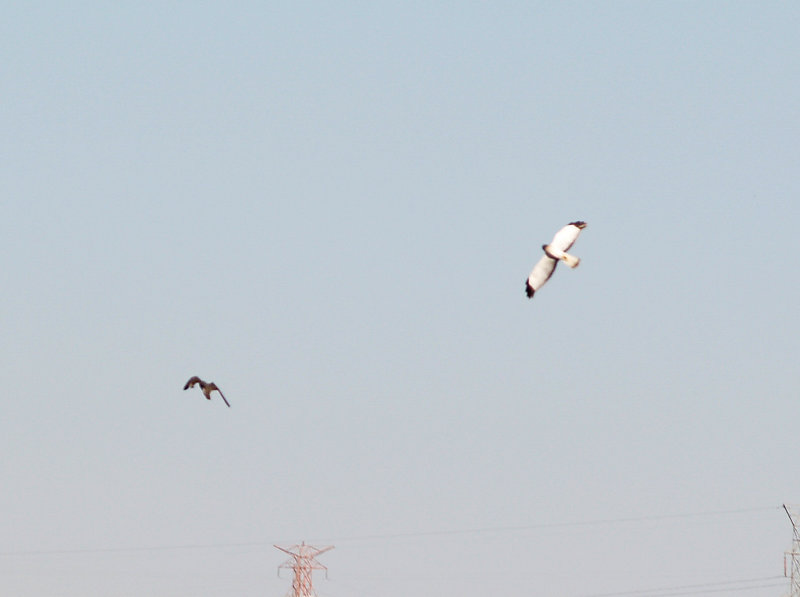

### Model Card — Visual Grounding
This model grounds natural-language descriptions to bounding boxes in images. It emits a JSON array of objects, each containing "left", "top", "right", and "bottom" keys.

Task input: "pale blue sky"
[{"left": 2, "top": 2, "right": 799, "bottom": 596}]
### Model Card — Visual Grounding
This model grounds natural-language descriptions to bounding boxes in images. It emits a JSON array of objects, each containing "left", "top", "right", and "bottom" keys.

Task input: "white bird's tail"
[
  {"left": 543, "top": 245, "right": 581, "bottom": 268},
  {"left": 561, "top": 252, "right": 580, "bottom": 268}
]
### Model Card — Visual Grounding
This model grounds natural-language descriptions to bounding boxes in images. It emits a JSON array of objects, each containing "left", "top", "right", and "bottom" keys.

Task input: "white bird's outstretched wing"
[
  {"left": 526, "top": 254, "right": 558, "bottom": 298},
  {"left": 549, "top": 221, "right": 586, "bottom": 252}
]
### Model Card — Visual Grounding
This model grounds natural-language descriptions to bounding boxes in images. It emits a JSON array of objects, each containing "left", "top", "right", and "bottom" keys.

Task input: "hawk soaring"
[
  {"left": 526, "top": 221, "right": 587, "bottom": 298},
  {"left": 183, "top": 376, "right": 230, "bottom": 407}
]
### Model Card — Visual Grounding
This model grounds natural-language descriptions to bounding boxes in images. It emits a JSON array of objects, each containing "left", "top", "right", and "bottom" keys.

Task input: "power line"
[
  {"left": 578, "top": 576, "right": 784, "bottom": 597},
  {"left": 593, "top": 582, "right": 784, "bottom": 597},
  {"left": 325, "top": 505, "right": 780, "bottom": 544},
  {"left": 0, "top": 505, "right": 779, "bottom": 557},
  {"left": 0, "top": 541, "right": 268, "bottom": 557},
  {"left": 594, "top": 582, "right": 784, "bottom": 597}
]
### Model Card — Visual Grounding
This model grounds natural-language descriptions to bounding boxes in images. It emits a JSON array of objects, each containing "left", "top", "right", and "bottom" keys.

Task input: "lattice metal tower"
[
  {"left": 275, "top": 542, "right": 334, "bottom": 597},
  {"left": 784, "top": 504, "right": 800, "bottom": 597}
]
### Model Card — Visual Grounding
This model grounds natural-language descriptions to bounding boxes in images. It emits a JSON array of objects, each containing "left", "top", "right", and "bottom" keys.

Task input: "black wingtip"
[
  {"left": 569, "top": 220, "right": 587, "bottom": 229},
  {"left": 526, "top": 282, "right": 535, "bottom": 298}
]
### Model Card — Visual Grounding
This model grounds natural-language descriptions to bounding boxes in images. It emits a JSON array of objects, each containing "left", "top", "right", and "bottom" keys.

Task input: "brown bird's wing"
[
  {"left": 205, "top": 382, "right": 230, "bottom": 407},
  {"left": 216, "top": 388, "right": 231, "bottom": 408},
  {"left": 184, "top": 376, "right": 203, "bottom": 390}
]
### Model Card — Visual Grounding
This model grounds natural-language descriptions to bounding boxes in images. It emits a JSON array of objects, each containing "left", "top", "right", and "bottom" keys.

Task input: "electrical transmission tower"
[
  {"left": 275, "top": 542, "right": 334, "bottom": 597},
  {"left": 784, "top": 504, "right": 800, "bottom": 597}
]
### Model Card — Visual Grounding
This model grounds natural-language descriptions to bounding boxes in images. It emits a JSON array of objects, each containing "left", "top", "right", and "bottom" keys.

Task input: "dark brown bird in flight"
[{"left": 183, "top": 376, "right": 230, "bottom": 407}]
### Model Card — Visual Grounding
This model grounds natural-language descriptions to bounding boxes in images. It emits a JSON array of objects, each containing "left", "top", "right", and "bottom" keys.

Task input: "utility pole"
[
  {"left": 275, "top": 542, "right": 334, "bottom": 597},
  {"left": 784, "top": 504, "right": 800, "bottom": 597}
]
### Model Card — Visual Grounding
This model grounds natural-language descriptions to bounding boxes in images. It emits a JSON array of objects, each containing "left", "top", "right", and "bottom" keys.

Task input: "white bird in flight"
[
  {"left": 183, "top": 376, "right": 230, "bottom": 407},
  {"left": 526, "top": 221, "right": 587, "bottom": 299}
]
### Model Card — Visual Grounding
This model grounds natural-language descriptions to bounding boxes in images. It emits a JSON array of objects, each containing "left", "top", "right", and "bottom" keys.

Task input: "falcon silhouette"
[
  {"left": 526, "top": 221, "right": 587, "bottom": 298},
  {"left": 183, "top": 376, "right": 230, "bottom": 407}
]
